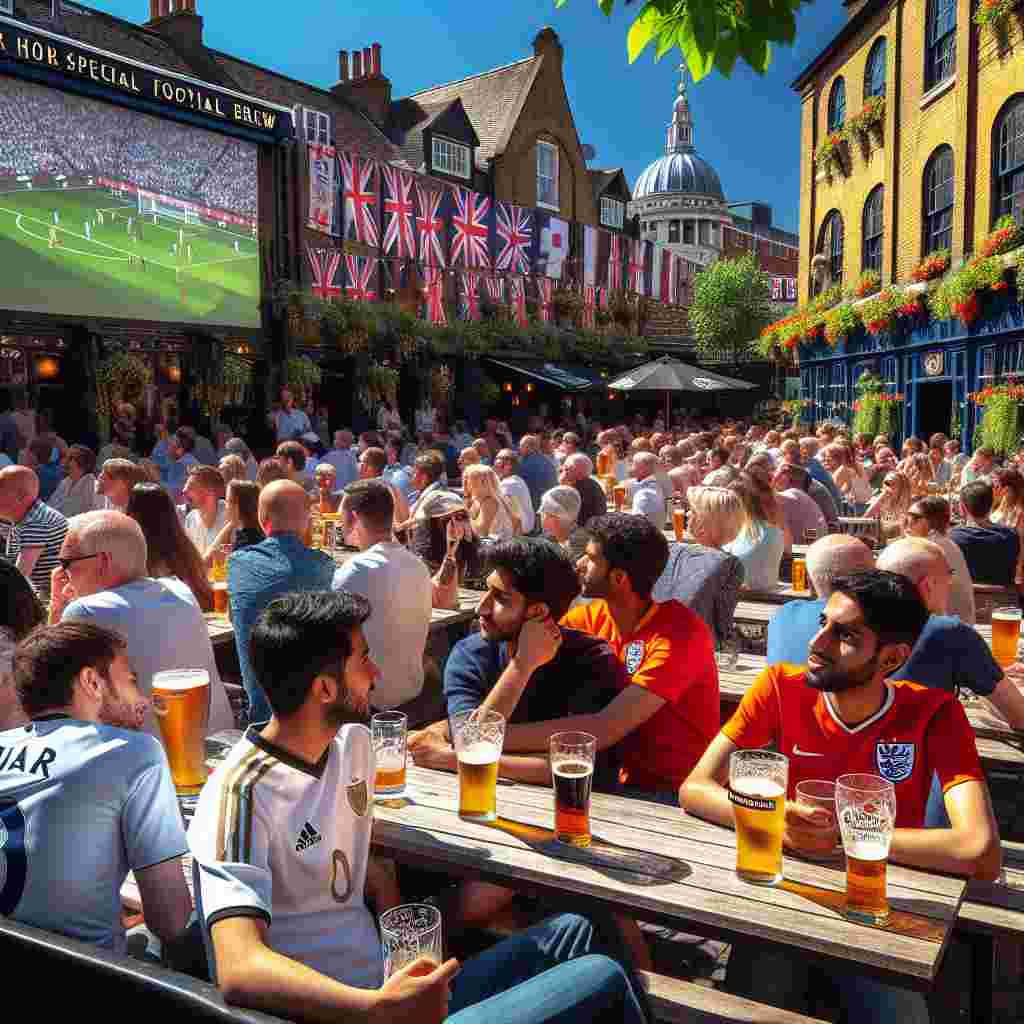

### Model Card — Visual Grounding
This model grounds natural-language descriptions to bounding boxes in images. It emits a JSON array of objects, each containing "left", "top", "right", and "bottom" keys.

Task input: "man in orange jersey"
[
  {"left": 497, "top": 513, "right": 718, "bottom": 802},
  {"left": 682, "top": 569, "right": 1000, "bottom": 1024}
]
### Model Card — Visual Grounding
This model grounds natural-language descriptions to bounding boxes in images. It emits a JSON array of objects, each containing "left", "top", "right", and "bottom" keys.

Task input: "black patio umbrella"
[{"left": 606, "top": 355, "right": 757, "bottom": 427}]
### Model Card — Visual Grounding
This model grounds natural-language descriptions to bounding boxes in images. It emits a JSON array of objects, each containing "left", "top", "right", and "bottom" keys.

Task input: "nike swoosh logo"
[{"left": 792, "top": 745, "right": 825, "bottom": 757}]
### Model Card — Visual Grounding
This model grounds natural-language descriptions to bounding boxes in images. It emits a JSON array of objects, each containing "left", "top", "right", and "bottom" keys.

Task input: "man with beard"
[
  {"left": 3, "top": 622, "right": 191, "bottom": 951},
  {"left": 682, "top": 570, "right": 1000, "bottom": 1024},
  {"left": 189, "top": 591, "right": 649, "bottom": 1024}
]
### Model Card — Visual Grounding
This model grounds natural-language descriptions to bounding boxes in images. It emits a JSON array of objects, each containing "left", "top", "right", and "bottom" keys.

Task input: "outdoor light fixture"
[{"left": 35, "top": 356, "right": 60, "bottom": 380}]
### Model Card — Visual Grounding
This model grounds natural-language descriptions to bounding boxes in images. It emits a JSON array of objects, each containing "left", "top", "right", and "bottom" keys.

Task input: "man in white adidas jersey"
[
  {"left": 190, "top": 591, "right": 648, "bottom": 1024},
  {"left": 2, "top": 622, "right": 191, "bottom": 951}
]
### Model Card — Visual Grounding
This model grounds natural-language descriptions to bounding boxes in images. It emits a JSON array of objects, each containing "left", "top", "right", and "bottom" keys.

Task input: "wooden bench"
[{"left": 637, "top": 970, "right": 829, "bottom": 1024}]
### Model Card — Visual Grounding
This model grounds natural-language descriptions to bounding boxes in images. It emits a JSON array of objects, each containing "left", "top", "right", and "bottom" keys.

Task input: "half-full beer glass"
[
  {"left": 152, "top": 668, "right": 210, "bottom": 794},
  {"left": 452, "top": 709, "right": 505, "bottom": 822},
  {"left": 372, "top": 711, "right": 407, "bottom": 798},
  {"left": 836, "top": 773, "right": 896, "bottom": 925},
  {"left": 730, "top": 749, "right": 788, "bottom": 885},
  {"left": 213, "top": 581, "right": 229, "bottom": 616},
  {"left": 380, "top": 903, "right": 444, "bottom": 978},
  {"left": 991, "top": 606, "right": 1021, "bottom": 668},
  {"left": 550, "top": 732, "right": 596, "bottom": 847}
]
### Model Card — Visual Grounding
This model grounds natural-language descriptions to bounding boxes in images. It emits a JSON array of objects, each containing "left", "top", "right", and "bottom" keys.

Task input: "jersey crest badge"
[
  {"left": 876, "top": 742, "right": 915, "bottom": 783},
  {"left": 347, "top": 779, "right": 369, "bottom": 817},
  {"left": 624, "top": 641, "right": 645, "bottom": 675}
]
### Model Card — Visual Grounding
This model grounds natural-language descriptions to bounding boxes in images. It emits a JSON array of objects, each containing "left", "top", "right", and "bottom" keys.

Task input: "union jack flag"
[
  {"left": 536, "top": 276, "right": 554, "bottom": 323},
  {"left": 495, "top": 202, "right": 532, "bottom": 274},
  {"left": 460, "top": 270, "right": 482, "bottom": 321},
  {"left": 340, "top": 151, "right": 379, "bottom": 247},
  {"left": 422, "top": 267, "right": 447, "bottom": 325},
  {"left": 415, "top": 182, "right": 445, "bottom": 267},
  {"left": 608, "top": 234, "right": 622, "bottom": 292},
  {"left": 582, "top": 285, "right": 597, "bottom": 329},
  {"left": 628, "top": 240, "right": 645, "bottom": 295},
  {"left": 345, "top": 254, "right": 377, "bottom": 302},
  {"left": 509, "top": 277, "right": 528, "bottom": 327},
  {"left": 483, "top": 276, "right": 504, "bottom": 303},
  {"left": 771, "top": 276, "right": 783, "bottom": 300},
  {"left": 307, "top": 245, "right": 341, "bottom": 301},
  {"left": 381, "top": 165, "right": 416, "bottom": 258},
  {"left": 450, "top": 186, "right": 491, "bottom": 269}
]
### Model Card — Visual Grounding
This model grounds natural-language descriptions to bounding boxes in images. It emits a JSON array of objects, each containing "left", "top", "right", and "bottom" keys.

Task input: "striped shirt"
[{"left": 5, "top": 500, "right": 67, "bottom": 600}]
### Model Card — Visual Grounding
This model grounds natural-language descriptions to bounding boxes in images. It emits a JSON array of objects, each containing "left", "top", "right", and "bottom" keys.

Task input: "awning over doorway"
[{"left": 484, "top": 358, "right": 605, "bottom": 392}]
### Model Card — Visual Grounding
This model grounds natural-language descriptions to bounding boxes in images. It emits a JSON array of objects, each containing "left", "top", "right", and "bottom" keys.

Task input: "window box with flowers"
[
  {"left": 823, "top": 302, "right": 860, "bottom": 346},
  {"left": 971, "top": 377, "right": 1024, "bottom": 455},
  {"left": 911, "top": 250, "right": 951, "bottom": 283},
  {"left": 853, "top": 269, "right": 882, "bottom": 299},
  {"left": 929, "top": 256, "right": 1008, "bottom": 327},
  {"left": 974, "top": 0, "right": 1016, "bottom": 34},
  {"left": 814, "top": 131, "right": 847, "bottom": 175},
  {"left": 858, "top": 288, "right": 902, "bottom": 335},
  {"left": 847, "top": 95, "right": 886, "bottom": 143},
  {"left": 980, "top": 215, "right": 1024, "bottom": 257}
]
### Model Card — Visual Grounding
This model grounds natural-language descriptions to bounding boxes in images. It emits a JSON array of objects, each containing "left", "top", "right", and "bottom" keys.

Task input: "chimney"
[
  {"left": 332, "top": 40, "right": 392, "bottom": 126},
  {"left": 533, "top": 26, "right": 563, "bottom": 62},
  {"left": 145, "top": 0, "right": 204, "bottom": 51},
  {"left": 338, "top": 49, "right": 349, "bottom": 83}
]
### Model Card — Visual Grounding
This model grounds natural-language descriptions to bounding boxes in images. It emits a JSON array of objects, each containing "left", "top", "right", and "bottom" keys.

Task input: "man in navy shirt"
[
  {"left": 950, "top": 480, "right": 1020, "bottom": 585},
  {"left": 517, "top": 434, "right": 559, "bottom": 512}
]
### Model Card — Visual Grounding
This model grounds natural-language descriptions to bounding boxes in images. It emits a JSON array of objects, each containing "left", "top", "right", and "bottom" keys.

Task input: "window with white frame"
[
  {"left": 601, "top": 196, "right": 625, "bottom": 229},
  {"left": 536, "top": 141, "right": 558, "bottom": 209},
  {"left": 303, "top": 108, "right": 331, "bottom": 146},
  {"left": 431, "top": 136, "right": 471, "bottom": 179}
]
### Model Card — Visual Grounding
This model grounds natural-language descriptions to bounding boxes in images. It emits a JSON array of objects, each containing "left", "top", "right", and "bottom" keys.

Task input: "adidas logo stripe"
[{"left": 295, "top": 821, "right": 323, "bottom": 851}]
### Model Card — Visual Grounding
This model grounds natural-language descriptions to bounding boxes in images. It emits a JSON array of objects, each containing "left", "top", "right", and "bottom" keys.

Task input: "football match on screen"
[{"left": 0, "top": 76, "right": 260, "bottom": 328}]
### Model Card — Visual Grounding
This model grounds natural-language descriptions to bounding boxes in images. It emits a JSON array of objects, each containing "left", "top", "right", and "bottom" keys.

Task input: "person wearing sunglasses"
[
  {"left": 864, "top": 471, "right": 912, "bottom": 533},
  {"left": 902, "top": 497, "right": 974, "bottom": 624}
]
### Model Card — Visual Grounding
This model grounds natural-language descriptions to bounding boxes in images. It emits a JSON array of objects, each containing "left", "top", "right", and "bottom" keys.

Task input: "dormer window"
[
  {"left": 431, "top": 136, "right": 471, "bottom": 179},
  {"left": 600, "top": 197, "right": 625, "bottom": 229},
  {"left": 304, "top": 109, "right": 330, "bottom": 146}
]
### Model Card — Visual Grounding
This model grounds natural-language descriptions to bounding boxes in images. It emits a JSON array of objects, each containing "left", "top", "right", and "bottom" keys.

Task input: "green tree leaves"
[{"left": 689, "top": 253, "right": 772, "bottom": 362}]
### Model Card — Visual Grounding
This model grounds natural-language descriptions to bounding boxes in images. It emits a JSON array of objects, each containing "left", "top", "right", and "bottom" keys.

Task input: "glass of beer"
[
  {"left": 380, "top": 903, "right": 444, "bottom": 978},
  {"left": 991, "top": 606, "right": 1022, "bottom": 668},
  {"left": 612, "top": 483, "right": 627, "bottom": 511},
  {"left": 451, "top": 708, "right": 505, "bottom": 822},
  {"left": 209, "top": 545, "right": 229, "bottom": 584},
  {"left": 729, "top": 749, "right": 788, "bottom": 886},
  {"left": 550, "top": 731, "right": 596, "bottom": 847},
  {"left": 791, "top": 557, "right": 808, "bottom": 594},
  {"left": 836, "top": 773, "right": 896, "bottom": 926},
  {"left": 213, "top": 581, "right": 229, "bottom": 616},
  {"left": 151, "top": 668, "right": 210, "bottom": 794},
  {"left": 672, "top": 504, "right": 686, "bottom": 542},
  {"left": 372, "top": 711, "right": 407, "bottom": 799},
  {"left": 793, "top": 779, "right": 841, "bottom": 862}
]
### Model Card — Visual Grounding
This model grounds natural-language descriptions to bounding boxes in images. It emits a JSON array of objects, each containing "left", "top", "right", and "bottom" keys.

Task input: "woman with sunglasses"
[
  {"left": 865, "top": 470, "right": 912, "bottom": 538},
  {"left": 903, "top": 496, "right": 975, "bottom": 623}
]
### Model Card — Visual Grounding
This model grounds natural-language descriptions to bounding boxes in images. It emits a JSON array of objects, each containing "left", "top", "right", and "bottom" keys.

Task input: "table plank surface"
[{"left": 374, "top": 766, "right": 965, "bottom": 988}]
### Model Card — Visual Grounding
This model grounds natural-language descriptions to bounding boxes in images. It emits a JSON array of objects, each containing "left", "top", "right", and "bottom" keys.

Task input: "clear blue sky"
[{"left": 97, "top": 0, "right": 850, "bottom": 233}]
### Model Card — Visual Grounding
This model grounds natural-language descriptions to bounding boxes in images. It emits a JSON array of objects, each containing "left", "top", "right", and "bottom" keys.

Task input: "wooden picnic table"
[{"left": 373, "top": 765, "right": 966, "bottom": 993}]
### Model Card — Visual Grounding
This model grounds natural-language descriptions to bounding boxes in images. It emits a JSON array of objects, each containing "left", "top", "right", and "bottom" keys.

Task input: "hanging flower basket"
[
  {"left": 979, "top": 215, "right": 1024, "bottom": 257},
  {"left": 859, "top": 288, "right": 901, "bottom": 335},
  {"left": 911, "top": 250, "right": 951, "bottom": 283},
  {"left": 847, "top": 95, "right": 885, "bottom": 140},
  {"left": 974, "top": 0, "right": 1015, "bottom": 30},
  {"left": 853, "top": 269, "right": 881, "bottom": 299},
  {"left": 285, "top": 356, "right": 321, "bottom": 401},
  {"left": 96, "top": 351, "right": 152, "bottom": 440},
  {"left": 823, "top": 302, "right": 860, "bottom": 346},
  {"left": 971, "top": 378, "right": 1024, "bottom": 454},
  {"left": 814, "top": 131, "right": 846, "bottom": 173}
]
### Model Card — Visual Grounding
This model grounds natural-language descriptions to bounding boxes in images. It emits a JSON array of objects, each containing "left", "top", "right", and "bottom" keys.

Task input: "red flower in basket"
[
  {"left": 992, "top": 280, "right": 1010, "bottom": 292},
  {"left": 954, "top": 295, "right": 979, "bottom": 326}
]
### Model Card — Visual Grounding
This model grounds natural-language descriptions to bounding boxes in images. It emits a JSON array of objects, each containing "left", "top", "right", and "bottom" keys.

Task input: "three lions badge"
[
  {"left": 624, "top": 641, "right": 645, "bottom": 676},
  {"left": 875, "top": 742, "right": 915, "bottom": 783}
]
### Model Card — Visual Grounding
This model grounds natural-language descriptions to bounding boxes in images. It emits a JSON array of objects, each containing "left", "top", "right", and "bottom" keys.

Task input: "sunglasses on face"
[{"left": 57, "top": 552, "right": 102, "bottom": 573}]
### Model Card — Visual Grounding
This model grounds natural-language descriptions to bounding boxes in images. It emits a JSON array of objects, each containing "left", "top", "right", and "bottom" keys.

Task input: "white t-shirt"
[
  {"left": 0, "top": 716, "right": 186, "bottom": 952},
  {"left": 631, "top": 476, "right": 666, "bottom": 530},
  {"left": 500, "top": 474, "right": 535, "bottom": 534},
  {"left": 185, "top": 501, "right": 226, "bottom": 556},
  {"left": 189, "top": 724, "right": 382, "bottom": 990},
  {"left": 333, "top": 542, "right": 432, "bottom": 708},
  {"left": 61, "top": 577, "right": 234, "bottom": 737}
]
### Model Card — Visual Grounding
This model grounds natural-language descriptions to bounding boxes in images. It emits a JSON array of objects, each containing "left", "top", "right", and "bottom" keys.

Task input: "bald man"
[
  {"left": 766, "top": 534, "right": 876, "bottom": 665},
  {"left": 0, "top": 464, "right": 68, "bottom": 599},
  {"left": 228, "top": 481, "right": 337, "bottom": 722}
]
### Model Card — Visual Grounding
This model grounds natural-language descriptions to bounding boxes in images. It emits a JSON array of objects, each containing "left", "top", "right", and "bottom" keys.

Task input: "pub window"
[
  {"left": 817, "top": 209, "right": 844, "bottom": 286},
  {"left": 827, "top": 78, "right": 846, "bottom": 133},
  {"left": 994, "top": 95, "right": 1024, "bottom": 226},
  {"left": 600, "top": 196, "right": 625, "bottom": 229},
  {"left": 925, "top": 0, "right": 956, "bottom": 92},
  {"left": 862, "top": 185, "right": 884, "bottom": 274},
  {"left": 536, "top": 141, "right": 559, "bottom": 209},
  {"left": 864, "top": 38, "right": 887, "bottom": 99},
  {"left": 304, "top": 108, "right": 330, "bottom": 146},
  {"left": 922, "top": 145, "right": 954, "bottom": 255},
  {"left": 683, "top": 220, "right": 695, "bottom": 244},
  {"left": 668, "top": 220, "right": 680, "bottom": 243},
  {"left": 431, "top": 136, "right": 471, "bottom": 179},
  {"left": 978, "top": 346, "right": 996, "bottom": 388}
]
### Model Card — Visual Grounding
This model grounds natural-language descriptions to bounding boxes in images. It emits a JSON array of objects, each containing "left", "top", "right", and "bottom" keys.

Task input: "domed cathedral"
[{"left": 628, "top": 69, "right": 732, "bottom": 266}]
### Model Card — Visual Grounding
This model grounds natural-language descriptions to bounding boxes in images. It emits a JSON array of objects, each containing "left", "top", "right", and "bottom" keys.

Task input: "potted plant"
[
  {"left": 858, "top": 288, "right": 901, "bottom": 335},
  {"left": 814, "top": 131, "right": 846, "bottom": 175},
  {"left": 911, "top": 250, "right": 951, "bottom": 283},
  {"left": 847, "top": 95, "right": 885, "bottom": 142},
  {"left": 853, "top": 269, "right": 881, "bottom": 299},
  {"left": 979, "top": 215, "right": 1024, "bottom": 258},
  {"left": 971, "top": 378, "right": 1024, "bottom": 454},
  {"left": 285, "top": 356, "right": 321, "bottom": 403},
  {"left": 823, "top": 302, "right": 860, "bottom": 346},
  {"left": 974, "top": 0, "right": 1015, "bottom": 33}
]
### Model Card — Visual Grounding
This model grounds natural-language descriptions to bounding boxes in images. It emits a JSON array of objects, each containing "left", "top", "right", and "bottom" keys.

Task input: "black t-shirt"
[
  {"left": 574, "top": 476, "right": 608, "bottom": 529},
  {"left": 949, "top": 523, "right": 1020, "bottom": 585}
]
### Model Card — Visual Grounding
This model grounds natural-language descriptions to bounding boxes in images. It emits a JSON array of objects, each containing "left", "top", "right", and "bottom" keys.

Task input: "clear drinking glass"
[
  {"left": 451, "top": 709, "right": 505, "bottom": 822},
  {"left": 729, "top": 749, "right": 788, "bottom": 886},
  {"left": 550, "top": 732, "right": 596, "bottom": 847},
  {"left": 380, "top": 903, "right": 444, "bottom": 978},
  {"left": 836, "top": 773, "right": 897, "bottom": 926},
  {"left": 372, "top": 711, "right": 407, "bottom": 799},
  {"left": 793, "top": 779, "right": 841, "bottom": 862},
  {"left": 991, "top": 606, "right": 1022, "bottom": 668}
]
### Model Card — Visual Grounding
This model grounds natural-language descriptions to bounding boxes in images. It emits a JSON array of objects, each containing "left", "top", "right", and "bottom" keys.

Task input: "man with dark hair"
[
  {"left": 357, "top": 446, "right": 410, "bottom": 524},
  {"left": 4, "top": 621, "right": 191, "bottom": 952},
  {"left": 554, "top": 513, "right": 718, "bottom": 799},
  {"left": 276, "top": 440, "right": 312, "bottom": 489},
  {"left": 950, "top": 479, "right": 1020, "bottom": 584},
  {"left": 333, "top": 480, "right": 431, "bottom": 715},
  {"left": 190, "top": 591, "right": 648, "bottom": 1024},
  {"left": 183, "top": 464, "right": 226, "bottom": 558},
  {"left": 683, "top": 569, "right": 1001, "bottom": 1024},
  {"left": 167, "top": 429, "right": 199, "bottom": 502}
]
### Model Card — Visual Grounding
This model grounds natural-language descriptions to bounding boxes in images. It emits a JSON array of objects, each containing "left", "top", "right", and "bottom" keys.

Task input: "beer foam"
[
  {"left": 457, "top": 740, "right": 500, "bottom": 765},
  {"left": 732, "top": 777, "right": 785, "bottom": 799},
  {"left": 151, "top": 670, "right": 210, "bottom": 691},
  {"left": 376, "top": 750, "right": 406, "bottom": 771},
  {"left": 552, "top": 760, "right": 593, "bottom": 778},
  {"left": 992, "top": 610, "right": 1022, "bottom": 622},
  {"left": 844, "top": 839, "right": 889, "bottom": 861}
]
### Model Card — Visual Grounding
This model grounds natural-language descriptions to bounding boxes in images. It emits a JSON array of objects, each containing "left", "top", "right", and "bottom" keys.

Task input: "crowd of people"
[
  {"left": 0, "top": 388, "right": 1021, "bottom": 1024},
  {"left": 0, "top": 76, "right": 257, "bottom": 218}
]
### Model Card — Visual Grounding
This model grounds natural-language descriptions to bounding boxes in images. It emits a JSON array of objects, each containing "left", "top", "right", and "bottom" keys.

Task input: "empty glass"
[{"left": 380, "top": 903, "right": 444, "bottom": 977}]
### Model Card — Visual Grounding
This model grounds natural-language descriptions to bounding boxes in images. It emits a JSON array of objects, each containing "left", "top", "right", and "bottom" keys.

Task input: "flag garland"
[
  {"left": 339, "top": 151, "right": 379, "bottom": 247},
  {"left": 450, "top": 185, "right": 492, "bottom": 269},
  {"left": 495, "top": 202, "right": 533, "bottom": 275},
  {"left": 344, "top": 254, "right": 377, "bottom": 302},
  {"left": 381, "top": 165, "right": 416, "bottom": 259},
  {"left": 306, "top": 245, "right": 341, "bottom": 301}
]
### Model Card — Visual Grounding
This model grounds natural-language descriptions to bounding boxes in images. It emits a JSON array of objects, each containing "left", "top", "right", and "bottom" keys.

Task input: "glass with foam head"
[
  {"left": 372, "top": 711, "right": 407, "bottom": 798},
  {"left": 729, "top": 749, "right": 788, "bottom": 885},
  {"left": 451, "top": 708, "right": 505, "bottom": 822},
  {"left": 151, "top": 668, "right": 210, "bottom": 794},
  {"left": 380, "top": 903, "right": 444, "bottom": 978},
  {"left": 991, "top": 606, "right": 1021, "bottom": 668},
  {"left": 836, "top": 773, "right": 896, "bottom": 926}
]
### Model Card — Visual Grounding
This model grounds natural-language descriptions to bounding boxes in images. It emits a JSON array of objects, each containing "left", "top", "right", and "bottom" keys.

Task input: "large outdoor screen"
[{"left": 0, "top": 76, "right": 260, "bottom": 328}]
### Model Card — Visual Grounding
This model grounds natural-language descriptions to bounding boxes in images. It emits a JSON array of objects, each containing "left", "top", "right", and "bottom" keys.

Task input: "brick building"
[{"left": 793, "top": 0, "right": 1024, "bottom": 443}]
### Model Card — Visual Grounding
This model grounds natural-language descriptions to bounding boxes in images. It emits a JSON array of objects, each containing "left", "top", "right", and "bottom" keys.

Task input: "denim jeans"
[{"left": 448, "top": 913, "right": 649, "bottom": 1024}]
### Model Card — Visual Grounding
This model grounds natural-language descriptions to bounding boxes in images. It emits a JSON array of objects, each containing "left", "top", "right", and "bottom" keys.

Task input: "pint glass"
[
  {"left": 213, "top": 581, "right": 229, "bottom": 616},
  {"left": 672, "top": 505, "right": 686, "bottom": 542},
  {"left": 991, "top": 606, "right": 1021, "bottom": 668},
  {"left": 612, "top": 484, "right": 627, "bottom": 511},
  {"left": 791, "top": 557, "right": 808, "bottom": 594},
  {"left": 152, "top": 668, "right": 210, "bottom": 794},
  {"left": 550, "top": 731, "right": 596, "bottom": 847},
  {"left": 729, "top": 749, "right": 788, "bottom": 885},
  {"left": 452, "top": 709, "right": 505, "bottom": 822},
  {"left": 372, "top": 711, "right": 407, "bottom": 798},
  {"left": 380, "top": 903, "right": 444, "bottom": 979},
  {"left": 836, "top": 773, "right": 896, "bottom": 926}
]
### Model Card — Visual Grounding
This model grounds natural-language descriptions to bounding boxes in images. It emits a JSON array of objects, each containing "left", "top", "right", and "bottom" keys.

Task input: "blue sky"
[{"left": 96, "top": 0, "right": 850, "bottom": 232}]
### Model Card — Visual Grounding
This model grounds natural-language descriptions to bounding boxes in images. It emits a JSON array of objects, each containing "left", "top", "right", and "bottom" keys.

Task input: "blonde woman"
[
  {"left": 219, "top": 454, "right": 248, "bottom": 488},
  {"left": 829, "top": 443, "right": 873, "bottom": 513},
  {"left": 865, "top": 470, "right": 913, "bottom": 537},
  {"left": 991, "top": 467, "right": 1024, "bottom": 583},
  {"left": 724, "top": 474, "right": 788, "bottom": 591},
  {"left": 904, "top": 452, "right": 935, "bottom": 499},
  {"left": 462, "top": 464, "right": 521, "bottom": 540}
]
